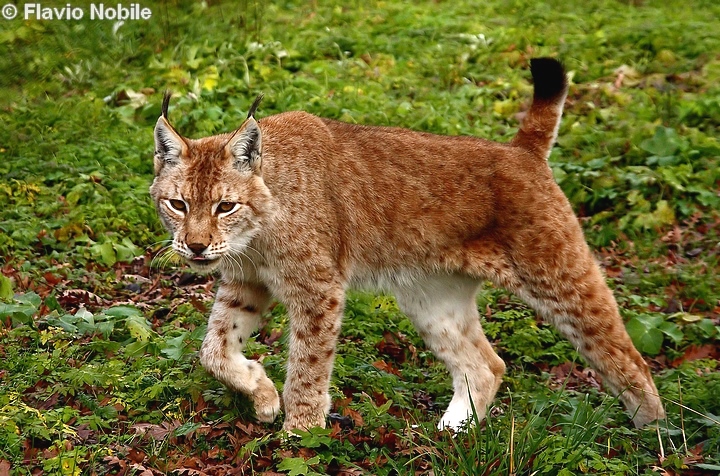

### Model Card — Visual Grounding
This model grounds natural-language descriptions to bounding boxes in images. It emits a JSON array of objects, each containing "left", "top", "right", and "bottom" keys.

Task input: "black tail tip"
[{"left": 530, "top": 57, "right": 567, "bottom": 100}]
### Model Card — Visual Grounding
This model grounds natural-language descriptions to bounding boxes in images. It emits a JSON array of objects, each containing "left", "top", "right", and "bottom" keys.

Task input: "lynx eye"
[
  {"left": 216, "top": 201, "right": 239, "bottom": 216},
  {"left": 166, "top": 199, "right": 187, "bottom": 213}
]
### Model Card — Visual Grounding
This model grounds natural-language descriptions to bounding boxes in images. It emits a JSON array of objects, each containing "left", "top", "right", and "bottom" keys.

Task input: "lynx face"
[{"left": 149, "top": 97, "right": 274, "bottom": 273}]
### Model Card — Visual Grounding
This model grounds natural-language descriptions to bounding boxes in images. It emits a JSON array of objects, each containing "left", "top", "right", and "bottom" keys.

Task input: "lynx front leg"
[
  {"left": 280, "top": 281, "right": 345, "bottom": 432},
  {"left": 199, "top": 281, "right": 280, "bottom": 423}
]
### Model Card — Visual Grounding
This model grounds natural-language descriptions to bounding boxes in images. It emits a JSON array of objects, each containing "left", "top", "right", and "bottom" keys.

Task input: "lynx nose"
[{"left": 187, "top": 242, "right": 208, "bottom": 256}]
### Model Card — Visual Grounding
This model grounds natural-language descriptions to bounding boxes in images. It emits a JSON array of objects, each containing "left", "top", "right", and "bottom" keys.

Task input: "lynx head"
[{"left": 149, "top": 93, "right": 273, "bottom": 272}]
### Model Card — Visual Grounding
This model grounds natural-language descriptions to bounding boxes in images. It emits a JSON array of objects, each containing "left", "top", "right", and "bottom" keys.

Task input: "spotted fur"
[{"left": 150, "top": 58, "right": 664, "bottom": 432}]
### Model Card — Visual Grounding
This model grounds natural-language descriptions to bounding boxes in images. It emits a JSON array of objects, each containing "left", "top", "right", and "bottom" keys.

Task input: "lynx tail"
[{"left": 511, "top": 57, "right": 568, "bottom": 160}]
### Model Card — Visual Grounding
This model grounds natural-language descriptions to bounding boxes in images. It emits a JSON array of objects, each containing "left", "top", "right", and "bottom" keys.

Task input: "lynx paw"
[
  {"left": 630, "top": 395, "right": 666, "bottom": 428},
  {"left": 282, "top": 413, "right": 327, "bottom": 432},
  {"left": 438, "top": 404, "right": 474, "bottom": 432},
  {"left": 252, "top": 376, "right": 281, "bottom": 423},
  {"left": 282, "top": 392, "right": 331, "bottom": 432}
]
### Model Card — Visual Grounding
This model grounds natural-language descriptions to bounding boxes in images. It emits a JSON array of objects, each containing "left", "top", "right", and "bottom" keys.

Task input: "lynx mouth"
[{"left": 187, "top": 256, "right": 220, "bottom": 271}]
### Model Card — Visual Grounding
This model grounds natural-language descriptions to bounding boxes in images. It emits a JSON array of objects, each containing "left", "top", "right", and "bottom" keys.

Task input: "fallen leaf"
[
  {"left": 128, "top": 447, "right": 146, "bottom": 464},
  {"left": 190, "top": 296, "right": 207, "bottom": 313},
  {"left": 343, "top": 407, "right": 364, "bottom": 427},
  {"left": 376, "top": 334, "right": 406, "bottom": 363},
  {"left": 372, "top": 360, "right": 400, "bottom": 376},
  {"left": 131, "top": 421, "right": 181, "bottom": 441},
  {"left": 43, "top": 272, "right": 62, "bottom": 286},
  {"left": 670, "top": 344, "right": 720, "bottom": 367}
]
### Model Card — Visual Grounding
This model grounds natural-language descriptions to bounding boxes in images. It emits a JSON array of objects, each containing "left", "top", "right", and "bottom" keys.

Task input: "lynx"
[{"left": 150, "top": 58, "right": 664, "bottom": 432}]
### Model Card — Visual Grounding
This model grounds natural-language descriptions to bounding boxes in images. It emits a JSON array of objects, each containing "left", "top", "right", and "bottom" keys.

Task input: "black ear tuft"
[
  {"left": 530, "top": 58, "right": 567, "bottom": 100},
  {"left": 227, "top": 117, "right": 262, "bottom": 174},
  {"left": 161, "top": 90, "right": 172, "bottom": 119},
  {"left": 247, "top": 93, "right": 264, "bottom": 119},
  {"left": 154, "top": 115, "right": 185, "bottom": 167}
]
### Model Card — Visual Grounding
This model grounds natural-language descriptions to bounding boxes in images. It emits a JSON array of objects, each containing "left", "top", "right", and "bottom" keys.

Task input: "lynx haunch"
[{"left": 150, "top": 58, "right": 664, "bottom": 432}]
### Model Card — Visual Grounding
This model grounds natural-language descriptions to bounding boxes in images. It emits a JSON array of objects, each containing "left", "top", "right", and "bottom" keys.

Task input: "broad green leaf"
[
  {"left": 104, "top": 306, "right": 143, "bottom": 318},
  {"left": 65, "top": 187, "right": 84, "bottom": 207},
  {"left": 0, "top": 293, "right": 38, "bottom": 325},
  {"left": 161, "top": 333, "right": 188, "bottom": 360},
  {"left": 74, "top": 308, "right": 116, "bottom": 336},
  {"left": 626, "top": 189, "right": 651, "bottom": 212},
  {"left": 16, "top": 291, "right": 41, "bottom": 308},
  {"left": 659, "top": 166, "right": 690, "bottom": 191},
  {"left": 89, "top": 321, "right": 115, "bottom": 337},
  {"left": 75, "top": 307, "right": 94, "bottom": 322},
  {"left": 654, "top": 200, "right": 676, "bottom": 225},
  {"left": 625, "top": 316, "right": 664, "bottom": 355},
  {"left": 115, "top": 237, "right": 142, "bottom": 262},
  {"left": 0, "top": 275, "right": 12, "bottom": 300},
  {"left": 47, "top": 314, "right": 80, "bottom": 334},
  {"left": 640, "top": 127, "right": 681, "bottom": 157},
  {"left": 631, "top": 313, "right": 664, "bottom": 328},
  {"left": 91, "top": 241, "right": 117, "bottom": 267},
  {"left": 634, "top": 200, "right": 676, "bottom": 229},
  {"left": 173, "top": 421, "right": 202, "bottom": 437},
  {"left": 657, "top": 321, "right": 684, "bottom": 345},
  {"left": 645, "top": 155, "right": 679, "bottom": 167},
  {"left": 0, "top": 303, "right": 26, "bottom": 319},
  {"left": 697, "top": 319, "right": 718, "bottom": 338},
  {"left": 295, "top": 427, "right": 334, "bottom": 448},
  {"left": 124, "top": 341, "right": 149, "bottom": 357},
  {"left": 277, "top": 456, "right": 321, "bottom": 476},
  {"left": 586, "top": 157, "right": 607, "bottom": 170},
  {"left": 671, "top": 312, "right": 703, "bottom": 323},
  {"left": 125, "top": 314, "right": 153, "bottom": 342},
  {"left": 695, "top": 465, "right": 720, "bottom": 471}
]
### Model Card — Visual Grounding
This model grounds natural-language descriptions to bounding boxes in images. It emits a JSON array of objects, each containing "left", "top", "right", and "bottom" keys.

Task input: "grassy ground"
[{"left": 1, "top": 0, "right": 719, "bottom": 474}]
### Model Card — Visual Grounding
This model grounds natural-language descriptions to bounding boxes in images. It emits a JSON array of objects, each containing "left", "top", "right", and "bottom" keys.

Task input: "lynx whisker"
[
  {"left": 149, "top": 245, "right": 174, "bottom": 269},
  {"left": 221, "top": 253, "right": 245, "bottom": 283},
  {"left": 227, "top": 243, "right": 259, "bottom": 275},
  {"left": 146, "top": 240, "right": 173, "bottom": 267},
  {"left": 148, "top": 238, "right": 173, "bottom": 248},
  {"left": 150, "top": 246, "right": 180, "bottom": 277},
  {"left": 242, "top": 243, "right": 264, "bottom": 260}
]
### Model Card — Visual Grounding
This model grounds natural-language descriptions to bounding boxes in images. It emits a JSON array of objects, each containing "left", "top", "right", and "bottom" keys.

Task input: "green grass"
[{"left": 1, "top": 0, "right": 719, "bottom": 474}]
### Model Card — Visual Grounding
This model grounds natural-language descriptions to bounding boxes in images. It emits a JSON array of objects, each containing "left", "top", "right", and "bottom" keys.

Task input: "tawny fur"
[{"left": 150, "top": 58, "right": 664, "bottom": 432}]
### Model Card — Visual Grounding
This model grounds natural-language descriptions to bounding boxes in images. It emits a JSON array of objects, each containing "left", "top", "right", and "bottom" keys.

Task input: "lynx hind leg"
[
  {"left": 492, "top": 216, "right": 665, "bottom": 427},
  {"left": 393, "top": 275, "right": 506, "bottom": 431},
  {"left": 199, "top": 281, "right": 280, "bottom": 423},
  {"left": 523, "top": 261, "right": 664, "bottom": 427}
]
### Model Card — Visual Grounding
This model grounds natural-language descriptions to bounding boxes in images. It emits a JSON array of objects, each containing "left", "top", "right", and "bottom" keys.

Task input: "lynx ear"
[
  {"left": 153, "top": 92, "right": 187, "bottom": 173},
  {"left": 226, "top": 116, "right": 262, "bottom": 174}
]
